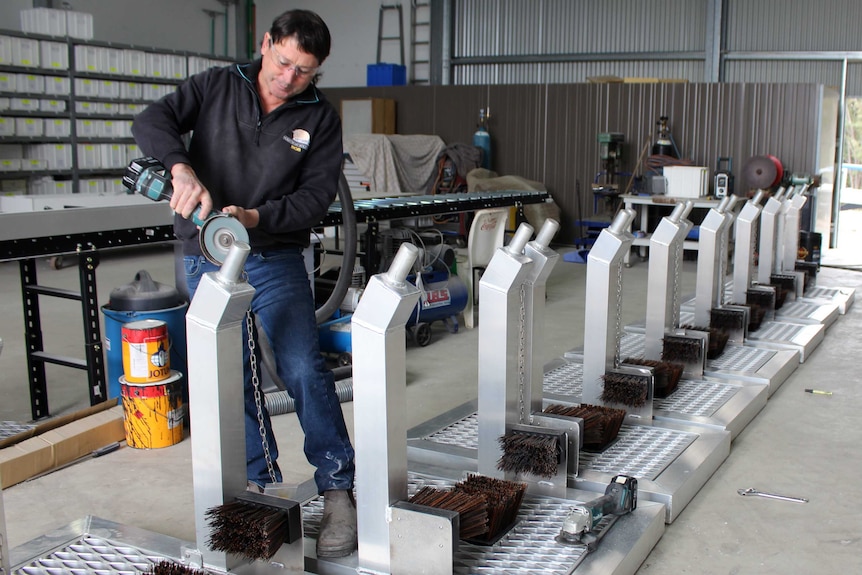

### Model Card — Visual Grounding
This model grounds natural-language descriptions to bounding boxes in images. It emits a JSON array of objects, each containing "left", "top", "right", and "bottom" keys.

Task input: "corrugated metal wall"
[
  {"left": 326, "top": 82, "right": 827, "bottom": 245},
  {"left": 450, "top": 0, "right": 862, "bottom": 94}
]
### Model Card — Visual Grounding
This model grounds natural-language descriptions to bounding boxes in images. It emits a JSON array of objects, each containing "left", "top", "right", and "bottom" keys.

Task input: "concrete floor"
[{"left": 1, "top": 231, "right": 862, "bottom": 574}]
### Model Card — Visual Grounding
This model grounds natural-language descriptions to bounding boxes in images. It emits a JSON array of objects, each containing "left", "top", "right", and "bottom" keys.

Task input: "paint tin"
[
  {"left": 120, "top": 370, "right": 184, "bottom": 449},
  {"left": 121, "top": 319, "right": 170, "bottom": 382}
]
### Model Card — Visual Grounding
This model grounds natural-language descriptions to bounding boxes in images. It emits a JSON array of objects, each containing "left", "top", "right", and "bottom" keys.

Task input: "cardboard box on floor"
[{"left": 0, "top": 406, "right": 124, "bottom": 488}]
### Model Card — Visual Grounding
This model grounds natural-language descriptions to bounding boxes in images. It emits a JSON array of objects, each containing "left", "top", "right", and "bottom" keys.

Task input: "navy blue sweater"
[{"left": 131, "top": 59, "right": 342, "bottom": 255}]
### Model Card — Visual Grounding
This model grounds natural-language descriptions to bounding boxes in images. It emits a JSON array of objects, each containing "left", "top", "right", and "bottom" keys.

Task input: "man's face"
[{"left": 259, "top": 32, "right": 319, "bottom": 102}]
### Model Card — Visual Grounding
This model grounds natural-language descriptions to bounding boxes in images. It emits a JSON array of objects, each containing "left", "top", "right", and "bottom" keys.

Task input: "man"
[{"left": 131, "top": 9, "right": 357, "bottom": 558}]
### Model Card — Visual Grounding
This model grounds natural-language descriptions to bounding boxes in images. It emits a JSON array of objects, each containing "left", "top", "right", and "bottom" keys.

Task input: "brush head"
[
  {"left": 411, "top": 475, "right": 526, "bottom": 545},
  {"left": 543, "top": 403, "right": 626, "bottom": 452},
  {"left": 205, "top": 493, "right": 301, "bottom": 561},
  {"left": 497, "top": 430, "right": 562, "bottom": 478},
  {"left": 711, "top": 307, "right": 746, "bottom": 330},
  {"left": 622, "top": 357, "right": 683, "bottom": 398},
  {"left": 149, "top": 561, "right": 209, "bottom": 575},
  {"left": 662, "top": 335, "right": 703, "bottom": 363},
  {"left": 600, "top": 372, "right": 649, "bottom": 407},
  {"left": 680, "top": 325, "right": 729, "bottom": 359}
]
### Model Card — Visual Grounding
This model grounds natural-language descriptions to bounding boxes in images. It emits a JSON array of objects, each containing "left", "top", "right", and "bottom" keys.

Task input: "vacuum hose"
[{"left": 259, "top": 169, "right": 358, "bottom": 409}]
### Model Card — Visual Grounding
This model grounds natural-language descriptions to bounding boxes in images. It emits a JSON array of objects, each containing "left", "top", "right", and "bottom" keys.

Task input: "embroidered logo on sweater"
[{"left": 284, "top": 128, "right": 310, "bottom": 152}]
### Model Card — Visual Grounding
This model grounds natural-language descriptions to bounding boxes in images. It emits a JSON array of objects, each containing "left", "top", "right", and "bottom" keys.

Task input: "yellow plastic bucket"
[
  {"left": 120, "top": 370, "right": 184, "bottom": 449},
  {"left": 121, "top": 319, "right": 171, "bottom": 383}
]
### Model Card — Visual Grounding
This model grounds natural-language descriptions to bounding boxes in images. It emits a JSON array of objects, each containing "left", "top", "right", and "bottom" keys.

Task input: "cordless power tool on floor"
[
  {"left": 558, "top": 475, "right": 638, "bottom": 549},
  {"left": 122, "top": 157, "right": 249, "bottom": 264}
]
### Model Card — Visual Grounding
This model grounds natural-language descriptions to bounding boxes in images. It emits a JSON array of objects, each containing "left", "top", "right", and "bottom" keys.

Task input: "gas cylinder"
[{"left": 473, "top": 108, "right": 492, "bottom": 170}]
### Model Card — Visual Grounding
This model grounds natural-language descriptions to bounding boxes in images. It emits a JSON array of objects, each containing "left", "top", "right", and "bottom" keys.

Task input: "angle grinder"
[
  {"left": 557, "top": 475, "right": 638, "bottom": 549},
  {"left": 122, "top": 157, "right": 249, "bottom": 265}
]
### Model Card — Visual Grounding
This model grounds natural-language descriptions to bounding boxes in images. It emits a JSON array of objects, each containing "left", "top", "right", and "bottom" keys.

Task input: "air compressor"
[{"left": 406, "top": 258, "right": 469, "bottom": 346}]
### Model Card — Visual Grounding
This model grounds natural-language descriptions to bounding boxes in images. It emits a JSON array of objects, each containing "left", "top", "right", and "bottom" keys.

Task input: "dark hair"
[{"left": 269, "top": 9, "right": 331, "bottom": 65}]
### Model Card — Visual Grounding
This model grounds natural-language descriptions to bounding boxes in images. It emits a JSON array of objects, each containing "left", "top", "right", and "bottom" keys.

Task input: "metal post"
[
  {"left": 477, "top": 223, "right": 535, "bottom": 478},
  {"left": 731, "top": 191, "right": 764, "bottom": 305},
  {"left": 644, "top": 202, "right": 691, "bottom": 360},
  {"left": 582, "top": 209, "right": 635, "bottom": 405},
  {"left": 694, "top": 198, "right": 732, "bottom": 326},
  {"left": 781, "top": 187, "right": 809, "bottom": 273},
  {"left": 757, "top": 189, "right": 785, "bottom": 285},
  {"left": 352, "top": 243, "right": 421, "bottom": 575},
  {"left": 185, "top": 242, "right": 255, "bottom": 573}
]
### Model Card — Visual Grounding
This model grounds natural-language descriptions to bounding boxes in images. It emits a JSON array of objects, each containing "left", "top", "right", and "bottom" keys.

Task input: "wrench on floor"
[{"left": 737, "top": 487, "right": 808, "bottom": 503}]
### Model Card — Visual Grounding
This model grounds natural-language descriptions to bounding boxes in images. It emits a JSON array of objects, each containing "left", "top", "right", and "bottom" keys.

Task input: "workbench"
[
  {"left": 0, "top": 189, "right": 551, "bottom": 420},
  {"left": 621, "top": 194, "right": 727, "bottom": 266}
]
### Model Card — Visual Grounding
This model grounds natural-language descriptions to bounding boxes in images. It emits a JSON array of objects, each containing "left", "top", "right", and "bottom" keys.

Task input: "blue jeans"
[{"left": 184, "top": 247, "right": 355, "bottom": 493}]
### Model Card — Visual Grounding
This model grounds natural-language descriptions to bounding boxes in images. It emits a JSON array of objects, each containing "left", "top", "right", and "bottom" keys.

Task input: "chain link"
[
  {"left": 719, "top": 225, "right": 729, "bottom": 305},
  {"left": 672, "top": 239, "right": 681, "bottom": 327},
  {"left": 517, "top": 283, "right": 530, "bottom": 425},
  {"left": 614, "top": 259, "right": 624, "bottom": 367},
  {"left": 246, "top": 309, "right": 277, "bottom": 485}
]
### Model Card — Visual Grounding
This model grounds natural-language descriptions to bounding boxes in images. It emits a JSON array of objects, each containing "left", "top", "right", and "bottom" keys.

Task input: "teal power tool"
[
  {"left": 557, "top": 475, "right": 638, "bottom": 550},
  {"left": 122, "top": 157, "right": 249, "bottom": 264}
]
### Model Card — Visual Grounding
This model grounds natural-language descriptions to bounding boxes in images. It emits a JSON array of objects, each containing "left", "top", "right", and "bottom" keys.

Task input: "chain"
[
  {"left": 614, "top": 259, "right": 624, "bottom": 367},
  {"left": 719, "top": 227, "right": 729, "bottom": 305},
  {"left": 246, "top": 308, "right": 277, "bottom": 485},
  {"left": 517, "top": 283, "right": 530, "bottom": 425},
  {"left": 672, "top": 239, "right": 681, "bottom": 327}
]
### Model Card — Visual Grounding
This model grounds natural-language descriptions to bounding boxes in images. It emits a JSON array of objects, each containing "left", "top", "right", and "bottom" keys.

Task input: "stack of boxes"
[{"left": 1, "top": 8, "right": 232, "bottom": 200}]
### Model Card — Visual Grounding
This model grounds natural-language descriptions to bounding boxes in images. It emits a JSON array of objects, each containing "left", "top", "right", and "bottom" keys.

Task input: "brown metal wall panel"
[{"left": 326, "top": 83, "right": 823, "bottom": 244}]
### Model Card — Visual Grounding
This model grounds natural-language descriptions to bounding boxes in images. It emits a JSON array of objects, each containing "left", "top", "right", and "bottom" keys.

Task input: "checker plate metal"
[
  {"left": 654, "top": 380, "right": 735, "bottom": 416},
  {"left": 12, "top": 537, "right": 168, "bottom": 574},
  {"left": 302, "top": 472, "right": 592, "bottom": 574},
  {"left": 0, "top": 422, "right": 34, "bottom": 441},
  {"left": 543, "top": 362, "right": 583, "bottom": 396},
  {"left": 619, "top": 333, "right": 772, "bottom": 373},
  {"left": 579, "top": 426, "right": 696, "bottom": 480}
]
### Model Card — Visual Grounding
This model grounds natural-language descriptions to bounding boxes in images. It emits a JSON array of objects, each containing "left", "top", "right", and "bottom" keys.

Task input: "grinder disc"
[
  {"left": 742, "top": 155, "right": 781, "bottom": 191},
  {"left": 200, "top": 214, "right": 250, "bottom": 264}
]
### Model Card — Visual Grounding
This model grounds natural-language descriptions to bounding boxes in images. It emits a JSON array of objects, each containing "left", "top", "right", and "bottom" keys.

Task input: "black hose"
[{"left": 315, "top": 171, "right": 357, "bottom": 324}]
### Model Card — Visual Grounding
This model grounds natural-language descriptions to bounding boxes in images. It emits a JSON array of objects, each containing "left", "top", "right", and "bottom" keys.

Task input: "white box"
[
  {"left": 21, "top": 158, "right": 48, "bottom": 171},
  {"left": 120, "top": 81, "right": 142, "bottom": 100},
  {"left": 20, "top": 8, "right": 67, "bottom": 36},
  {"left": 75, "top": 101, "right": 99, "bottom": 115},
  {"left": 102, "top": 48, "right": 125, "bottom": 75},
  {"left": 0, "top": 73, "right": 14, "bottom": 92},
  {"left": 12, "top": 38, "right": 41, "bottom": 68},
  {"left": 44, "top": 76, "right": 70, "bottom": 95},
  {"left": 121, "top": 103, "right": 145, "bottom": 116},
  {"left": 0, "top": 36, "right": 13, "bottom": 66},
  {"left": 0, "top": 158, "right": 22, "bottom": 171},
  {"left": 126, "top": 144, "right": 142, "bottom": 163},
  {"left": 100, "top": 120, "right": 117, "bottom": 137},
  {"left": 166, "top": 54, "right": 187, "bottom": 79},
  {"left": 0, "top": 97, "right": 8, "bottom": 110},
  {"left": 99, "top": 80, "right": 121, "bottom": 99},
  {"left": 16, "top": 73, "right": 45, "bottom": 94},
  {"left": 79, "top": 179, "right": 104, "bottom": 194},
  {"left": 40, "top": 99, "right": 67, "bottom": 113},
  {"left": 10, "top": 98, "right": 39, "bottom": 111},
  {"left": 141, "top": 83, "right": 165, "bottom": 101},
  {"left": 43, "top": 118, "right": 70, "bottom": 137},
  {"left": 146, "top": 53, "right": 169, "bottom": 79},
  {"left": 0, "top": 117, "right": 14, "bottom": 136},
  {"left": 15, "top": 117, "right": 43, "bottom": 137},
  {"left": 75, "top": 45, "right": 100, "bottom": 73},
  {"left": 51, "top": 144, "right": 73, "bottom": 170},
  {"left": 40, "top": 41, "right": 68, "bottom": 71},
  {"left": 74, "top": 78, "right": 100, "bottom": 97},
  {"left": 66, "top": 11, "right": 94, "bottom": 40},
  {"left": 663, "top": 166, "right": 709, "bottom": 199},
  {"left": 101, "top": 144, "right": 127, "bottom": 168},
  {"left": 76, "top": 119, "right": 100, "bottom": 138},
  {"left": 77, "top": 144, "right": 101, "bottom": 168},
  {"left": 100, "top": 102, "right": 119, "bottom": 115},
  {"left": 102, "top": 177, "right": 125, "bottom": 193},
  {"left": 124, "top": 50, "right": 148, "bottom": 76}
]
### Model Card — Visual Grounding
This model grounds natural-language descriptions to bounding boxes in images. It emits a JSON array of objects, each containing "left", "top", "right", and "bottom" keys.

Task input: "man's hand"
[
  {"left": 170, "top": 163, "right": 213, "bottom": 220},
  {"left": 222, "top": 205, "right": 259, "bottom": 229}
]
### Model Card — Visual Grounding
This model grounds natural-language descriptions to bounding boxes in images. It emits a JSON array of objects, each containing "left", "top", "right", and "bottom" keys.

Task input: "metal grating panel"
[
  {"left": 12, "top": 536, "right": 168, "bottom": 574},
  {"left": 580, "top": 426, "right": 697, "bottom": 480},
  {"left": 806, "top": 286, "right": 841, "bottom": 299},
  {"left": 427, "top": 413, "right": 479, "bottom": 449},
  {"left": 654, "top": 380, "right": 736, "bottom": 417},
  {"left": 779, "top": 301, "right": 823, "bottom": 318},
  {"left": 543, "top": 362, "right": 583, "bottom": 396},
  {"left": 707, "top": 345, "right": 772, "bottom": 372},
  {"left": 0, "top": 422, "right": 34, "bottom": 441},
  {"left": 756, "top": 321, "right": 805, "bottom": 341},
  {"left": 302, "top": 472, "right": 593, "bottom": 574}
]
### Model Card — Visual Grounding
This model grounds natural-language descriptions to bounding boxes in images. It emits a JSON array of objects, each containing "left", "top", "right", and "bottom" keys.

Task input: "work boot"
[{"left": 316, "top": 489, "right": 357, "bottom": 558}]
